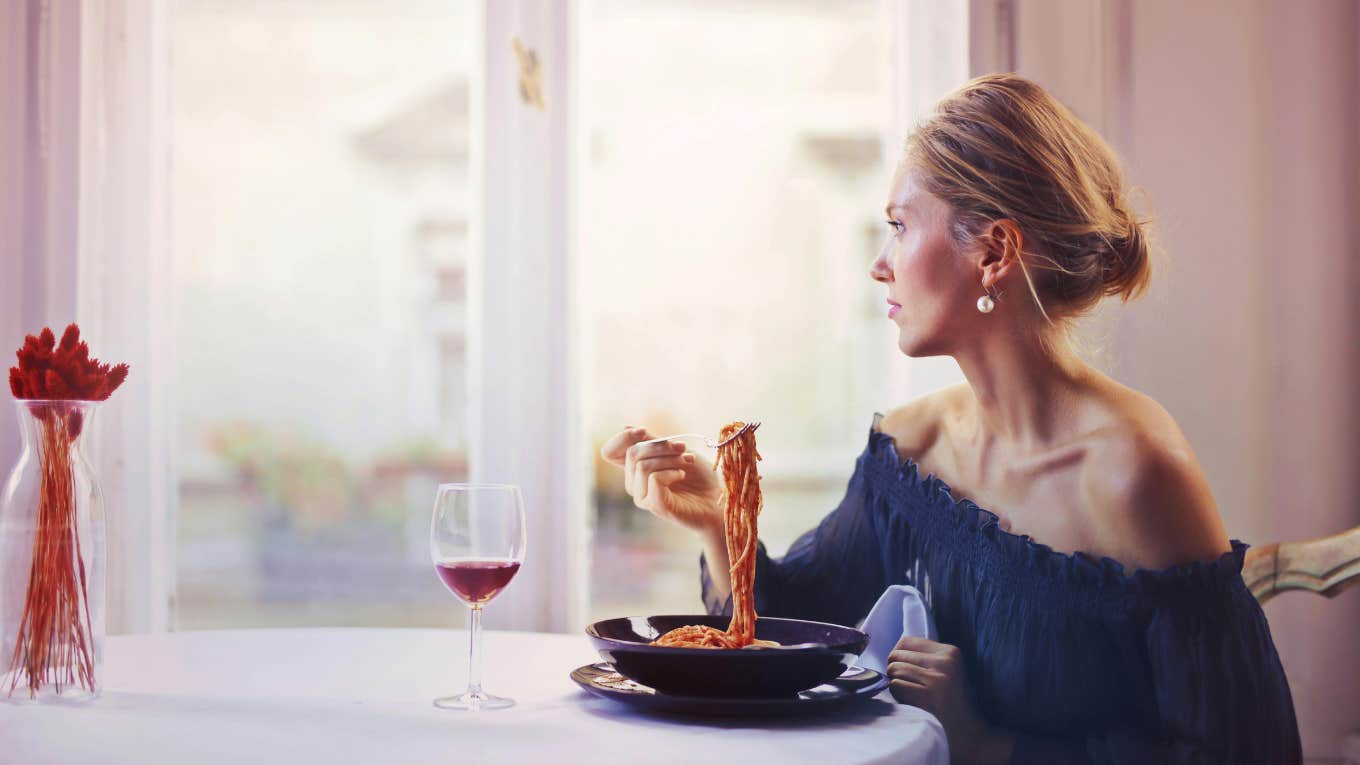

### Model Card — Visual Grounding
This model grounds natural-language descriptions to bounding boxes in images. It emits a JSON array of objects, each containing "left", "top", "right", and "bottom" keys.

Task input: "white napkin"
[{"left": 857, "top": 585, "right": 938, "bottom": 673}]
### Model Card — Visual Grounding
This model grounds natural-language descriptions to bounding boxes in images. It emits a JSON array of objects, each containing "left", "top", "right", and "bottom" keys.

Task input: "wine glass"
[{"left": 430, "top": 483, "right": 527, "bottom": 710}]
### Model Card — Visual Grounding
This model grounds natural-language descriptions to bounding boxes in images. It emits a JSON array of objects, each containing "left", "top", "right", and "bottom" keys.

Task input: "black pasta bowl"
[{"left": 585, "top": 614, "right": 869, "bottom": 698}]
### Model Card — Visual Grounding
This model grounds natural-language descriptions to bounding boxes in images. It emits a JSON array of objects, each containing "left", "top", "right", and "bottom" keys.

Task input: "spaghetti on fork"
[{"left": 650, "top": 421, "right": 776, "bottom": 649}]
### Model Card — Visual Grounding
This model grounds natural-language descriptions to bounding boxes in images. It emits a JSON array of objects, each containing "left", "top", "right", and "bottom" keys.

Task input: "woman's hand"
[
  {"left": 887, "top": 636, "right": 1015, "bottom": 765},
  {"left": 600, "top": 427, "right": 723, "bottom": 536}
]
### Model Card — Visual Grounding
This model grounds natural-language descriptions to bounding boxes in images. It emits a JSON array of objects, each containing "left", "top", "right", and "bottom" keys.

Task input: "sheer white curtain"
[
  {"left": 0, "top": 0, "right": 174, "bottom": 634},
  {"left": 0, "top": 0, "right": 84, "bottom": 470}
]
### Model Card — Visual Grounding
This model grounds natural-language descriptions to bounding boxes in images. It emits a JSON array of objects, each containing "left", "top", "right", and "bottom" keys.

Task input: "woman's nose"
[{"left": 869, "top": 247, "right": 892, "bottom": 283}]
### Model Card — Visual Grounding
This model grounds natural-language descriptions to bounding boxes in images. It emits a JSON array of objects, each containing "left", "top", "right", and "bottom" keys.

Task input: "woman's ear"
[{"left": 978, "top": 219, "right": 1023, "bottom": 290}]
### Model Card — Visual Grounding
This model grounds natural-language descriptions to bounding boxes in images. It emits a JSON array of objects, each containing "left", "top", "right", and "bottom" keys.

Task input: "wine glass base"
[{"left": 433, "top": 691, "right": 515, "bottom": 711}]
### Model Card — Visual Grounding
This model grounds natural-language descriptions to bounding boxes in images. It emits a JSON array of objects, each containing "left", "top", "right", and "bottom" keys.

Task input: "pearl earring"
[{"left": 977, "top": 285, "right": 997, "bottom": 314}]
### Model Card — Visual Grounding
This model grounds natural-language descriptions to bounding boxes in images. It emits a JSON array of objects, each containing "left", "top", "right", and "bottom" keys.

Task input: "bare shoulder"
[
  {"left": 877, "top": 383, "right": 969, "bottom": 458},
  {"left": 1079, "top": 384, "right": 1231, "bottom": 571}
]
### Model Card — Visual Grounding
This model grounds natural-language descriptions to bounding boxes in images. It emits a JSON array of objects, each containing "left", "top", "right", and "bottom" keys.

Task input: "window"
[
  {"left": 33, "top": 0, "right": 968, "bottom": 633},
  {"left": 172, "top": 0, "right": 476, "bottom": 628},
  {"left": 581, "top": 0, "right": 900, "bottom": 622}
]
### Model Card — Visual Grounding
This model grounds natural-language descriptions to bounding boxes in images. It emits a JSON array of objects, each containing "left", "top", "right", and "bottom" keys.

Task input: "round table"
[{"left": 1, "top": 629, "right": 948, "bottom": 764}]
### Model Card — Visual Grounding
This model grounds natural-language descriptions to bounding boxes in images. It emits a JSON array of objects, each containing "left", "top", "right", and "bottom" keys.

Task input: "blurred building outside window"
[
  {"left": 581, "top": 0, "right": 911, "bottom": 623},
  {"left": 172, "top": 0, "right": 475, "bottom": 628}
]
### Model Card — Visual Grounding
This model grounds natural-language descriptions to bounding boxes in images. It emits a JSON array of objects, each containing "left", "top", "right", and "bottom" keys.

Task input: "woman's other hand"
[
  {"left": 887, "top": 636, "right": 1015, "bottom": 765},
  {"left": 600, "top": 427, "right": 723, "bottom": 536}
]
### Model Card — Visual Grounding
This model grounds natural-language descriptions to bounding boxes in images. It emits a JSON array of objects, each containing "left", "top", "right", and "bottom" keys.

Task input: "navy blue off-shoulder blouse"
[{"left": 699, "top": 420, "right": 1301, "bottom": 764}]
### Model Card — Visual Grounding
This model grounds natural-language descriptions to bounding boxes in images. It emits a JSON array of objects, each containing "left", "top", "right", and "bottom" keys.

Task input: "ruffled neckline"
[{"left": 864, "top": 425, "right": 1248, "bottom": 602}]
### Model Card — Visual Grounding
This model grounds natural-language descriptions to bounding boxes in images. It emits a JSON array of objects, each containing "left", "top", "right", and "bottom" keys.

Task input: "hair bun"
[
  {"left": 908, "top": 73, "right": 1156, "bottom": 320},
  {"left": 1102, "top": 215, "right": 1151, "bottom": 302}
]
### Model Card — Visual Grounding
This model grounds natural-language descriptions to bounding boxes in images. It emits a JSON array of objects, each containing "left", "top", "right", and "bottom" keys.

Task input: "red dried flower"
[
  {"left": 58, "top": 324, "right": 79, "bottom": 353},
  {"left": 8, "top": 324, "right": 130, "bottom": 401}
]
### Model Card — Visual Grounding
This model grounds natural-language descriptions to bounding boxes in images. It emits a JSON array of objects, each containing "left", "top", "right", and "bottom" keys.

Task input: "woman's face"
[{"left": 870, "top": 164, "right": 984, "bottom": 357}]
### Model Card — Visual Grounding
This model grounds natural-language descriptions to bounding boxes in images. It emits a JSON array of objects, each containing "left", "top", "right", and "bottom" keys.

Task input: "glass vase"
[{"left": 0, "top": 400, "right": 104, "bottom": 702}]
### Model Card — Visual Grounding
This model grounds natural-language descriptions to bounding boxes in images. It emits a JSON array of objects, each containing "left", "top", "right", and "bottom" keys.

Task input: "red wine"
[{"left": 435, "top": 559, "right": 521, "bottom": 605}]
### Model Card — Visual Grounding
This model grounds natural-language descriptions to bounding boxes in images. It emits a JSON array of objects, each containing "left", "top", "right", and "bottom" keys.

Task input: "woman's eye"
[{"left": 886, "top": 220, "right": 904, "bottom": 234}]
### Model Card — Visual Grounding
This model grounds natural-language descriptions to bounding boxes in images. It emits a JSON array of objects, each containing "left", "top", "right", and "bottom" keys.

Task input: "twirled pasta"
[{"left": 651, "top": 421, "right": 773, "bottom": 649}]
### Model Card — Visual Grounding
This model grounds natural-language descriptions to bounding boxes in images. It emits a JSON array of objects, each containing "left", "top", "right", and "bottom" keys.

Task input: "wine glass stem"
[{"left": 467, "top": 604, "right": 484, "bottom": 698}]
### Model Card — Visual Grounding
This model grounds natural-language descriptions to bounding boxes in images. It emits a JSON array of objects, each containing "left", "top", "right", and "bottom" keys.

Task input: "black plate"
[
  {"left": 585, "top": 614, "right": 869, "bottom": 698},
  {"left": 571, "top": 662, "right": 888, "bottom": 717}
]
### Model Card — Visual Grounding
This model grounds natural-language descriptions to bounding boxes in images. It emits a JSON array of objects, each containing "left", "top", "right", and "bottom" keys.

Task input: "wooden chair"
[
  {"left": 1243, "top": 527, "right": 1360, "bottom": 764},
  {"left": 1243, "top": 527, "right": 1360, "bottom": 604}
]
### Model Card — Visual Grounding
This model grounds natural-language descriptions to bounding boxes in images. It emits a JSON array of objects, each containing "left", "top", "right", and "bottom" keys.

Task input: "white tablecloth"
[{"left": 0, "top": 629, "right": 948, "bottom": 765}]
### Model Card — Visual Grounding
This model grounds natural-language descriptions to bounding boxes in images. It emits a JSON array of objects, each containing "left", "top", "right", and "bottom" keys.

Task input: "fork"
[{"left": 637, "top": 421, "right": 761, "bottom": 449}]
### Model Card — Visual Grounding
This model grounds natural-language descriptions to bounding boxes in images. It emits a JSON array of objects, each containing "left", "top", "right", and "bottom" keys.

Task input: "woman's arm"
[
  {"left": 1002, "top": 586, "right": 1301, "bottom": 764},
  {"left": 602, "top": 424, "right": 895, "bottom": 625},
  {"left": 888, "top": 600, "right": 1300, "bottom": 765},
  {"left": 889, "top": 437, "right": 1297, "bottom": 765},
  {"left": 887, "top": 636, "right": 1015, "bottom": 765},
  {"left": 701, "top": 453, "right": 894, "bottom": 627},
  {"left": 697, "top": 520, "right": 731, "bottom": 603}
]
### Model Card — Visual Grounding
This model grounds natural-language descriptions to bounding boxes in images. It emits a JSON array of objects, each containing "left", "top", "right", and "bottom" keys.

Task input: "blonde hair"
[{"left": 906, "top": 73, "right": 1154, "bottom": 326}]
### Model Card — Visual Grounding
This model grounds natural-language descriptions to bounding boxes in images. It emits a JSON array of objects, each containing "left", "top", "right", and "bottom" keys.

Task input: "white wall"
[{"left": 1005, "top": 0, "right": 1359, "bottom": 759}]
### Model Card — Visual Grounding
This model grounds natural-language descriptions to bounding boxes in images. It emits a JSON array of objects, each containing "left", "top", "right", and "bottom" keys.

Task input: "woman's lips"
[{"left": 887, "top": 299, "right": 902, "bottom": 318}]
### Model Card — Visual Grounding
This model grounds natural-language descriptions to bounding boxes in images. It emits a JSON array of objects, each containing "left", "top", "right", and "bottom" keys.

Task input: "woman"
[{"left": 600, "top": 74, "right": 1300, "bottom": 764}]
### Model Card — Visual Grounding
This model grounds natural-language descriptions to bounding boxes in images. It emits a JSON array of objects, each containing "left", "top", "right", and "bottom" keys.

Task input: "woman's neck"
[{"left": 952, "top": 328, "right": 1092, "bottom": 457}]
